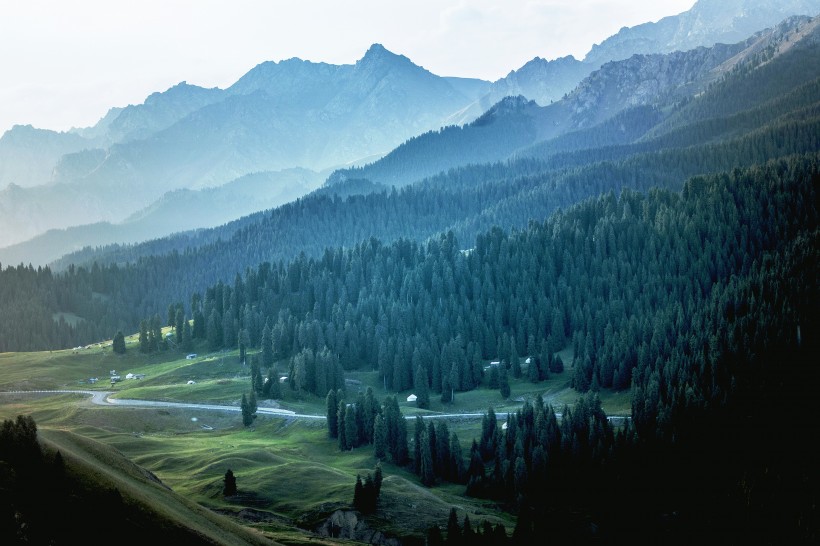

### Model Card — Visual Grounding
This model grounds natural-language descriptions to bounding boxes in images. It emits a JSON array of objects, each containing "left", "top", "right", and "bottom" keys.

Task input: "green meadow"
[{"left": 0, "top": 331, "right": 628, "bottom": 543}]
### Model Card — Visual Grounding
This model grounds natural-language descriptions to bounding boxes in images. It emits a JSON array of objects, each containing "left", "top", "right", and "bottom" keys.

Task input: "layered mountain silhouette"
[
  {"left": 35, "top": 11, "right": 820, "bottom": 286},
  {"left": 0, "top": 44, "right": 490, "bottom": 249},
  {"left": 456, "top": 0, "right": 820, "bottom": 121},
  {"left": 329, "top": 13, "right": 820, "bottom": 188},
  {"left": 1, "top": 0, "right": 818, "bottom": 264}
]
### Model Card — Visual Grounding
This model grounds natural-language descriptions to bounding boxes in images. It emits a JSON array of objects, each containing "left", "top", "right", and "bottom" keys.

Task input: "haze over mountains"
[
  {"left": 454, "top": 0, "right": 820, "bottom": 118},
  {"left": 30, "top": 10, "right": 820, "bottom": 297},
  {"left": 0, "top": 0, "right": 818, "bottom": 266}
]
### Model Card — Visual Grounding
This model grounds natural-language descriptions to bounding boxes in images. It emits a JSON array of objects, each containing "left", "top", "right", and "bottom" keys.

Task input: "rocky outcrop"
[{"left": 315, "top": 510, "right": 402, "bottom": 546}]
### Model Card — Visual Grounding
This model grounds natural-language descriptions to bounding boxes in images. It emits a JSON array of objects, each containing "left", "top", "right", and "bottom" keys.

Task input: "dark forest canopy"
[{"left": 1, "top": 96, "right": 817, "bottom": 546}]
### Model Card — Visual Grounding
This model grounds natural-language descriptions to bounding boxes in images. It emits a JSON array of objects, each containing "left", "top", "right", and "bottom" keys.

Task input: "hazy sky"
[{"left": 0, "top": 0, "right": 696, "bottom": 136}]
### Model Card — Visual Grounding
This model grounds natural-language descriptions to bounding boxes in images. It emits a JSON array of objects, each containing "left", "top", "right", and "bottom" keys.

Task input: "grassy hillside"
[
  {"left": 38, "top": 428, "right": 281, "bottom": 546},
  {"left": 0, "top": 342, "right": 556, "bottom": 544}
]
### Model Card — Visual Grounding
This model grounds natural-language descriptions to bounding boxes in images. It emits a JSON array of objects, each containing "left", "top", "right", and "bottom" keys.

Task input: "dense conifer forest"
[{"left": 1, "top": 15, "right": 818, "bottom": 542}]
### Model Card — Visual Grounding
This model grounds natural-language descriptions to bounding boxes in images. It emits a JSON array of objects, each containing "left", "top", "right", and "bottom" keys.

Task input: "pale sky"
[{"left": 0, "top": 1, "right": 696, "bottom": 136}]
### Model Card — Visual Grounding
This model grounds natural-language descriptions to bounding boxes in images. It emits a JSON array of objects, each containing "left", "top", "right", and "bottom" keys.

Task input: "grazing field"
[{"left": 1, "top": 336, "right": 627, "bottom": 543}]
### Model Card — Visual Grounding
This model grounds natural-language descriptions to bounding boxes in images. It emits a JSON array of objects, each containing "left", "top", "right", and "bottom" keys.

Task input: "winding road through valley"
[{"left": 0, "top": 389, "right": 628, "bottom": 424}]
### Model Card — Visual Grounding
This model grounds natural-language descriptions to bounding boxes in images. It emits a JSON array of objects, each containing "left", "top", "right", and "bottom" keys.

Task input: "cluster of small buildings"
[{"left": 107, "top": 369, "right": 145, "bottom": 383}]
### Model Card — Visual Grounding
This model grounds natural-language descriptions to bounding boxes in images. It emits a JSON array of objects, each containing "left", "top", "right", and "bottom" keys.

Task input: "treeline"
[
  {"left": 452, "top": 227, "right": 818, "bottom": 543},
  {"left": 127, "top": 155, "right": 818, "bottom": 404}
]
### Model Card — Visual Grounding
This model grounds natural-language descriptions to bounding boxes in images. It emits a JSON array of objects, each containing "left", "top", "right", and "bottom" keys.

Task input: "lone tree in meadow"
[
  {"left": 241, "top": 394, "right": 254, "bottom": 427},
  {"left": 112, "top": 331, "right": 126, "bottom": 354},
  {"left": 223, "top": 469, "right": 237, "bottom": 496}
]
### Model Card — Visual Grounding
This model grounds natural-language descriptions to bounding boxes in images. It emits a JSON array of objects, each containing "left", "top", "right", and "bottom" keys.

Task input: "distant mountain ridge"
[
  {"left": 2, "top": 0, "right": 818, "bottom": 261},
  {"left": 456, "top": 0, "right": 820, "bottom": 122},
  {"left": 0, "top": 44, "right": 490, "bottom": 249},
  {"left": 332, "top": 11, "right": 820, "bottom": 189},
  {"left": 39, "top": 12, "right": 820, "bottom": 284}
]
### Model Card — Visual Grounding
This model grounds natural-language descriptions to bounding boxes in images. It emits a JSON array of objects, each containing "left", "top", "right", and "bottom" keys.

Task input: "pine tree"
[
  {"left": 446, "top": 507, "right": 461, "bottom": 546},
  {"left": 510, "top": 344, "right": 521, "bottom": 378},
  {"left": 268, "top": 367, "right": 282, "bottom": 399},
  {"left": 436, "top": 421, "right": 451, "bottom": 480},
  {"left": 241, "top": 393, "right": 253, "bottom": 427},
  {"left": 175, "top": 308, "right": 185, "bottom": 344},
  {"left": 326, "top": 390, "right": 338, "bottom": 438},
  {"left": 373, "top": 414, "right": 387, "bottom": 460},
  {"left": 223, "top": 469, "right": 237, "bottom": 496},
  {"left": 363, "top": 387, "right": 378, "bottom": 444},
  {"left": 248, "top": 389, "right": 258, "bottom": 415},
  {"left": 414, "top": 365, "right": 430, "bottom": 409},
  {"left": 150, "top": 313, "right": 163, "bottom": 352},
  {"left": 441, "top": 374, "right": 452, "bottom": 404},
  {"left": 139, "top": 320, "right": 149, "bottom": 353},
  {"left": 373, "top": 462, "right": 383, "bottom": 494},
  {"left": 414, "top": 415, "right": 425, "bottom": 473},
  {"left": 462, "top": 515, "right": 474, "bottom": 544},
  {"left": 345, "top": 404, "right": 358, "bottom": 450},
  {"left": 353, "top": 475, "right": 364, "bottom": 510},
  {"left": 182, "top": 319, "right": 193, "bottom": 352},
  {"left": 420, "top": 430, "right": 435, "bottom": 486},
  {"left": 112, "top": 331, "right": 126, "bottom": 354},
  {"left": 261, "top": 320, "right": 274, "bottom": 368},
  {"left": 337, "top": 400, "right": 347, "bottom": 451},
  {"left": 527, "top": 354, "right": 540, "bottom": 383},
  {"left": 499, "top": 362, "right": 511, "bottom": 399},
  {"left": 450, "top": 432, "right": 464, "bottom": 483},
  {"left": 238, "top": 328, "right": 250, "bottom": 365},
  {"left": 550, "top": 354, "right": 564, "bottom": 374},
  {"left": 488, "top": 365, "right": 499, "bottom": 389}
]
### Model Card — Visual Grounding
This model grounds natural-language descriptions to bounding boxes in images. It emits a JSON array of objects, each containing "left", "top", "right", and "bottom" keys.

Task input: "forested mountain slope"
[{"left": 2, "top": 19, "right": 819, "bottom": 353}]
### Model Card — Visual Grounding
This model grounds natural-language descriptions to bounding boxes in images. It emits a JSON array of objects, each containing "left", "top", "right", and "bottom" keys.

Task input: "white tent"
[{"left": 406, "top": 394, "right": 418, "bottom": 402}]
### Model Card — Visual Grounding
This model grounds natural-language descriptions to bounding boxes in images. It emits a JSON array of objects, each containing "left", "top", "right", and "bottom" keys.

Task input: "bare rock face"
[
  {"left": 316, "top": 510, "right": 402, "bottom": 546},
  {"left": 584, "top": 0, "right": 820, "bottom": 67}
]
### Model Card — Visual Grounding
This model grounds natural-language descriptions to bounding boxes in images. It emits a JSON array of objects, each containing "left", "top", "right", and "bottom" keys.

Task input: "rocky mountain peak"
[{"left": 357, "top": 43, "right": 414, "bottom": 71}]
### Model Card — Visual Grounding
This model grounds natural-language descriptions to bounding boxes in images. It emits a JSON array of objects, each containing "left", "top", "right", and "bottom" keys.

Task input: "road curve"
[
  {"left": 0, "top": 390, "right": 628, "bottom": 424},
  {"left": 0, "top": 389, "right": 320, "bottom": 419}
]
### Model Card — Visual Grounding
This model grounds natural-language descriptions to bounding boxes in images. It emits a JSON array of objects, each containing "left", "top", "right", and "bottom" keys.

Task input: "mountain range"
[
  {"left": 32, "top": 11, "right": 820, "bottom": 296},
  {"left": 1, "top": 0, "right": 818, "bottom": 265}
]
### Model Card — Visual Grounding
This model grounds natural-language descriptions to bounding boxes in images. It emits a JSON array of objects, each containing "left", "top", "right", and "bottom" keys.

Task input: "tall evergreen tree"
[
  {"left": 223, "top": 469, "right": 237, "bottom": 496},
  {"left": 182, "top": 319, "right": 193, "bottom": 352},
  {"left": 344, "top": 404, "right": 358, "bottom": 450},
  {"left": 510, "top": 344, "right": 521, "bottom": 379},
  {"left": 446, "top": 507, "right": 461, "bottom": 546},
  {"left": 112, "top": 331, "right": 126, "bottom": 354},
  {"left": 499, "top": 362, "right": 511, "bottom": 399},
  {"left": 337, "top": 399, "right": 348, "bottom": 451},
  {"left": 414, "top": 415, "right": 425, "bottom": 473},
  {"left": 240, "top": 394, "right": 253, "bottom": 427},
  {"left": 139, "top": 320, "right": 149, "bottom": 353},
  {"left": 373, "top": 414, "right": 387, "bottom": 460},
  {"left": 248, "top": 389, "right": 258, "bottom": 415},
  {"left": 175, "top": 308, "right": 185, "bottom": 344},
  {"left": 261, "top": 320, "right": 274, "bottom": 368},
  {"left": 420, "top": 430, "right": 435, "bottom": 486},
  {"left": 450, "top": 432, "right": 465, "bottom": 483},
  {"left": 414, "top": 365, "right": 430, "bottom": 409},
  {"left": 326, "top": 389, "right": 339, "bottom": 438}
]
